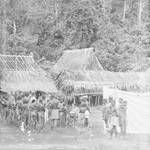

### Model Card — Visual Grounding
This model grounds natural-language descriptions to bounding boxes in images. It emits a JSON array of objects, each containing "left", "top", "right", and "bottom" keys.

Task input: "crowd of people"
[
  {"left": 102, "top": 97, "right": 127, "bottom": 138},
  {"left": 0, "top": 92, "right": 91, "bottom": 133},
  {"left": 0, "top": 90, "right": 128, "bottom": 137}
]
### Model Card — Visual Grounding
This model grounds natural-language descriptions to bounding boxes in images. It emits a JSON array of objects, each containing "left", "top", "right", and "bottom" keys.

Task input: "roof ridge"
[
  {"left": 64, "top": 47, "right": 94, "bottom": 53},
  {"left": 0, "top": 54, "right": 33, "bottom": 58}
]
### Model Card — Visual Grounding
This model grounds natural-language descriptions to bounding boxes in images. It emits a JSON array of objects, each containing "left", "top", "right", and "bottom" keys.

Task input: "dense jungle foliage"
[{"left": 0, "top": 0, "right": 150, "bottom": 71}]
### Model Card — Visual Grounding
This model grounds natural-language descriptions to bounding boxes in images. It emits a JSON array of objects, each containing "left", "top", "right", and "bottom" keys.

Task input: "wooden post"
[
  {"left": 65, "top": 96, "right": 67, "bottom": 105},
  {"left": 74, "top": 96, "right": 75, "bottom": 105},
  {"left": 90, "top": 95, "right": 91, "bottom": 107}
]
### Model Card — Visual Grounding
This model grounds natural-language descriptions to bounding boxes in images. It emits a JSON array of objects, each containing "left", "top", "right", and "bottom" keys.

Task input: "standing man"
[{"left": 118, "top": 98, "right": 127, "bottom": 137}]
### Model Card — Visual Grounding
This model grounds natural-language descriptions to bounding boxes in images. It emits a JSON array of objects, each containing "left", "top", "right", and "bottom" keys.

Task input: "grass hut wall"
[
  {"left": 0, "top": 54, "right": 57, "bottom": 93},
  {"left": 56, "top": 70, "right": 142, "bottom": 96}
]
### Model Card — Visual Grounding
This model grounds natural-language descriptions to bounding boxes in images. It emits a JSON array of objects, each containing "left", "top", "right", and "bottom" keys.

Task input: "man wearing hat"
[
  {"left": 79, "top": 95, "right": 91, "bottom": 127},
  {"left": 80, "top": 95, "right": 90, "bottom": 112}
]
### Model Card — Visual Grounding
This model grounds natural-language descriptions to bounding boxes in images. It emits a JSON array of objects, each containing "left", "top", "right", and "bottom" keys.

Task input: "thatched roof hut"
[
  {"left": 56, "top": 70, "right": 141, "bottom": 95},
  {"left": 52, "top": 48, "right": 148, "bottom": 96},
  {"left": 0, "top": 54, "right": 57, "bottom": 93},
  {"left": 53, "top": 47, "right": 103, "bottom": 73}
]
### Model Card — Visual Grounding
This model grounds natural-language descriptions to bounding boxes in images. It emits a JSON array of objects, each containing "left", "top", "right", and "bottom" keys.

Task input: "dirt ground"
[{"left": 0, "top": 107, "right": 150, "bottom": 150}]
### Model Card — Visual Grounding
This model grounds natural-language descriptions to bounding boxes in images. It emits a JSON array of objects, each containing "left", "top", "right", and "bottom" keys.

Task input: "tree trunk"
[
  {"left": 13, "top": 21, "right": 16, "bottom": 35},
  {"left": 123, "top": 0, "right": 127, "bottom": 21},
  {"left": 138, "top": 0, "right": 142, "bottom": 28},
  {"left": 2, "top": 21, "right": 7, "bottom": 54},
  {"left": 55, "top": 0, "right": 59, "bottom": 29},
  {"left": 13, "top": 20, "right": 17, "bottom": 53},
  {"left": 2, "top": 0, "right": 7, "bottom": 54}
]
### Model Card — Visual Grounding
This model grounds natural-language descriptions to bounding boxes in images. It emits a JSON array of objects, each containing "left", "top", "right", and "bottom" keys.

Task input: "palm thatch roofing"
[
  {"left": 55, "top": 70, "right": 142, "bottom": 95},
  {"left": 0, "top": 54, "right": 57, "bottom": 93},
  {"left": 53, "top": 47, "right": 103, "bottom": 73}
]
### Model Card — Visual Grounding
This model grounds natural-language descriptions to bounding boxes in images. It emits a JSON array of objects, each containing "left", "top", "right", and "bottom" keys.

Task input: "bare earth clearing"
[{"left": 0, "top": 107, "right": 150, "bottom": 150}]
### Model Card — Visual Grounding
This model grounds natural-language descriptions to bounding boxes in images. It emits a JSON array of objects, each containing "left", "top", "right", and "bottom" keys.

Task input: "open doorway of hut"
[
  {"left": 89, "top": 95, "right": 103, "bottom": 106},
  {"left": 74, "top": 95, "right": 103, "bottom": 107}
]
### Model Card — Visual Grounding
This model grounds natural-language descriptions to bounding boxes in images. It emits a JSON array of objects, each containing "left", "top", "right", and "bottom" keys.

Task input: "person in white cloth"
[
  {"left": 110, "top": 110, "right": 119, "bottom": 138},
  {"left": 51, "top": 98, "right": 59, "bottom": 128},
  {"left": 84, "top": 109, "right": 90, "bottom": 127},
  {"left": 118, "top": 98, "right": 127, "bottom": 137}
]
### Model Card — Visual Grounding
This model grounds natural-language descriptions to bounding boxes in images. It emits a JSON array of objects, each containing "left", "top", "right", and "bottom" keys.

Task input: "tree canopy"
[{"left": 0, "top": 0, "right": 150, "bottom": 71}]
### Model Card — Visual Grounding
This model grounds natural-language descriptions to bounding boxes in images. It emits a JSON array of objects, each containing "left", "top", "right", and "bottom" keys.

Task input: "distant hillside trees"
[{"left": 0, "top": 0, "right": 149, "bottom": 71}]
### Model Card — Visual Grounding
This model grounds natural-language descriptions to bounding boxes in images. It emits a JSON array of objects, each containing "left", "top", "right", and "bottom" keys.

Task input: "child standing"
[
  {"left": 84, "top": 109, "right": 90, "bottom": 128},
  {"left": 110, "top": 110, "right": 119, "bottom": 138}
]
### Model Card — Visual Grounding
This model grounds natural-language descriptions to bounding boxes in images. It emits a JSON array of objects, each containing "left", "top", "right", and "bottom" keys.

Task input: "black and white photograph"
[{"left": 0, "top": 0, "right": 150, "bottom": 150}]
